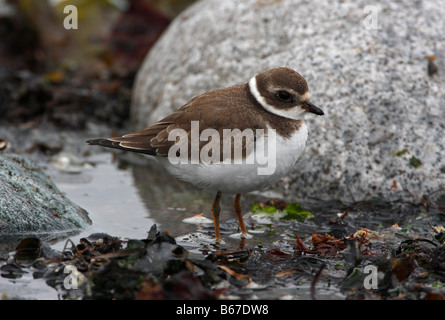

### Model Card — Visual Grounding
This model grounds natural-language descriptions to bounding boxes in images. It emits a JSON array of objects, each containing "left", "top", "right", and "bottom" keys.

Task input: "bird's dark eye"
[{"left": 276, "top": 91, "right": 292, "bottom": 102}]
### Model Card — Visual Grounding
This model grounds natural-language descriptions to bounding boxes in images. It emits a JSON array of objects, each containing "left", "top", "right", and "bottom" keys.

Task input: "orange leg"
[
  {"left": 212, "top": 191, "right": 222, "bottom": 242},
  {"left": 233, "top": 193, "right": 248, "bottom": 238}
]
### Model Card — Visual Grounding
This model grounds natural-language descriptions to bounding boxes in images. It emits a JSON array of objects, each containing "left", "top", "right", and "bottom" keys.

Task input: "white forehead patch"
[{"left": 300, "top": 91, "right": 310, "bottom": 102}]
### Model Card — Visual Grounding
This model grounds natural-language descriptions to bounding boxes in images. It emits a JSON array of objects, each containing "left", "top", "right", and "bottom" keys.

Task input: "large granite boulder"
[
  {"left": 131, "top": 0, "right": 445, "bottom": 202},
  {"left": 0, "top": 153, "right": 91, "bottom": 235}
]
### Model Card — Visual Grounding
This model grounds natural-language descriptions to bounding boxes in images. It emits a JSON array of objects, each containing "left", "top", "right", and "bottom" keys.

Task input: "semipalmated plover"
[{"left": 87, "top": 67, "right": 324, "bottom": 241}]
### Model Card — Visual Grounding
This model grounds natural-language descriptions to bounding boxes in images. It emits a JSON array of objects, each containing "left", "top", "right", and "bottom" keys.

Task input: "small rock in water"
[{"left": 0, "top": 153, "right": 91, "bottom": 235}]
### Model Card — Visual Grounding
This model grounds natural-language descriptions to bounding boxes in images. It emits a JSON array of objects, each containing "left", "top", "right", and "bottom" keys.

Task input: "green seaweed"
[{"left": 251, "top": 202, "right": 314, "bottom": 222}]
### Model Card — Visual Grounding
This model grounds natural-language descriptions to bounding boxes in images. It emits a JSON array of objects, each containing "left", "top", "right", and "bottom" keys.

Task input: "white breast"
[{"left": 157, "top": 123, "right": 308, "bottom": 194}]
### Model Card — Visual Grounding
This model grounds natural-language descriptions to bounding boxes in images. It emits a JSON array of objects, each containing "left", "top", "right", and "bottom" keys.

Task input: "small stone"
[{"left": 0, "top": 153, "right": 91, "bottom": 235}]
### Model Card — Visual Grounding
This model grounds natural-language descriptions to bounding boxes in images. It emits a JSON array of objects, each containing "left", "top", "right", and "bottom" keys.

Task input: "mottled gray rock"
[
  {"left": 132, "top": 0, "right": 445, "bottom": 202},
  {"left": 0, "top": 153, "right": 91, "bottom": 234}
]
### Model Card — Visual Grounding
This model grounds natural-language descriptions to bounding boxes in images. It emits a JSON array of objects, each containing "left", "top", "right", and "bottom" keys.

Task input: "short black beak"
[{"left": 303, "top": 102, "right": 324, "bottom": 116}]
